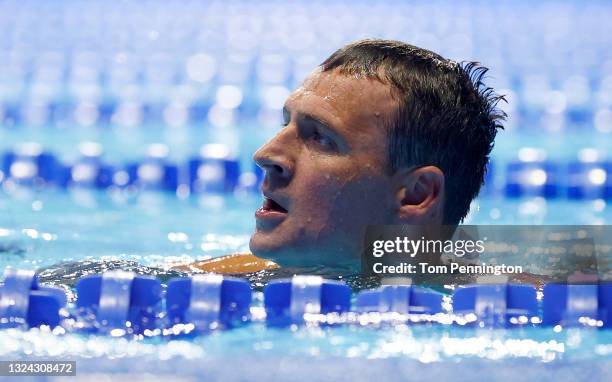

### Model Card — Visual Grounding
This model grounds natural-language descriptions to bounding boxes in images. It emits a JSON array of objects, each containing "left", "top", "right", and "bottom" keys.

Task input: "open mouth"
[
  {"left": 262, "top": 197, "right": 288, "bottom": 213},
  {"left": 255, "top": 193, "right": 289, "bottom": 222}
]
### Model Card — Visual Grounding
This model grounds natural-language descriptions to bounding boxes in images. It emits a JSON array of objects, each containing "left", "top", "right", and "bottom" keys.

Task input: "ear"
[{"left": 392, "top": 166, "right": 445, "bottom": 224}]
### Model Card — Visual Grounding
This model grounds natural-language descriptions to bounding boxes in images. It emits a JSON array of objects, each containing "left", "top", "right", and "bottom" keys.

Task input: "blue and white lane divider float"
[
  {"left": 0, "top": 269, "right": 66, "bottom": 328},
  {"left": 353, "top": 285, "right": 444, "bottom": 315},
  {"left": 2, "top": 143, "right": 612, "bottom": 200},
  {"left": 3, "top": 269, "right": 612, "bottom": 333},
  {"left": 75, "top": 271, "right": 162, "bottom": 334},
  {"left": 264, "top": 276, "right": 352, "bottom": 327},
  {"left": 567, "top": 161, "right": 612, "bottom": 200},
  {"left": 125, "top": 144, "right": 179, "bottom": 192},
  {"left": 189, "top": 144, "right": 240, "bottom": 194},
  {"left": 1, "top": 143, "right": 60, "bottom": 187},
  {"left": 66, "top": 142, "right": 114, "bottom": 189},
  {"left": 543, "top": 283, "right": 612, "bottom": 328},
  {"left": 166, "top": 274, "right": 251, "bottom": 332},
  {"left": 453, "top": 284, "right": 538, "bottom": 327},
  {"left": 505, "top": 160, "right": 560, "bottom": 198}
]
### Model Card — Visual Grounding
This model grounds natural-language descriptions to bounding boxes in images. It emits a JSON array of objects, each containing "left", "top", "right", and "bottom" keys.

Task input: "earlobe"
[{"left": 394, "top": 166, "right": 445, "bottom": 223}]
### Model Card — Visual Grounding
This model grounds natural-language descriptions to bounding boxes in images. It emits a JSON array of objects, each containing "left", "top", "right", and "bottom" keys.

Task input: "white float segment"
[
  {"left": 566, "top": 284, "right": 598, "bottom": 321},
  {"left": 475, "top": 284, "right": 507, "bottom": 326},
  {"left": 0, "top": 269, "right": 36, "bottom": 322},
  {"left": 290, "top": 275, "right": 323, "bottom": 322},
  {"left": 186, "top": 273, "right": 224, "bottom": 325},
  {"left": 379, "top": 285, "right": 411, "bottom": 314},
  {"left": 98, "top": 271, "right": 135, "bottom": 329}
]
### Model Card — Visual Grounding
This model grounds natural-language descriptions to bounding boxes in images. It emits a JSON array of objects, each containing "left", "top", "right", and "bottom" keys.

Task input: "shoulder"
[{"left": 170, "top": 253, "right": 279, "bottom": 274}]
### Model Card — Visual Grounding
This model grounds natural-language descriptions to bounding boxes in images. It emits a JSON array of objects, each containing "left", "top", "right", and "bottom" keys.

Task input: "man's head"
[{"left": 249, "top": 39, "right": 505, "bottom": 268}]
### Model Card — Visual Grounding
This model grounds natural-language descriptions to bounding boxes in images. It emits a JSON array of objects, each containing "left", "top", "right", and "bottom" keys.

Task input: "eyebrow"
[
  {"left": 283, "top": 105, "right": 348, "bottom": 148},
  {"left": 283, "top": 105, "right": 337, "bottom": 135}
]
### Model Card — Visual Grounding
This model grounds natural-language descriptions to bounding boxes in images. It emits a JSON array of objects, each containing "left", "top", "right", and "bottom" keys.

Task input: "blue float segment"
[
  {"left": 1, "top": 144, "right": 61, "bottom": 186},
  {"left": 505, "top": 161, "right": 559, "bottom": 198},
  {"left": 600, "top": 284, "right": 612, "bottom": 326},
  {"left": 567, "top": 161, "right": 612, "bottom": 200},
  {"left": 264, "top": 276, "right": 351, "bottom": 326},
  {"left": 0, "top": 269, "right": 67, "bottom": 328},
  {"left": 354, "top": 285, "right": 444, "bottom": 315},
  {"left": 75, "top": 271, "right": 162, "bottom": 334},
  {"left": 166, "top": 274, "right": 251, "bottom": 330},
  {"left": 453, "top": 284, "right": 538, "bottom": 327},
  {"left": 189, "top": 144, "right": 240, "bottom": 193},
  {"left": 543, "top": 283, "right": 611, "bottom": 328}
]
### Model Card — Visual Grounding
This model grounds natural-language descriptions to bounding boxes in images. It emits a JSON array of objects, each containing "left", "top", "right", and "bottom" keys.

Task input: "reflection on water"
[
  {"left": 1, "top": 192, "right": 612, "bottom": 372},
  {"left": 37, "top": 259, "right": 381, "bottom": 296}
]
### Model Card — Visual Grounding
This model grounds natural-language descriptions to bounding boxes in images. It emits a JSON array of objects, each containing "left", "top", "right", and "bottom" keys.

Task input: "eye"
[
  {"left": 281, "top": 108, "right": 291, "bottom": 126},
  {"left": 311, "top": 130, "right": 336, "bottom": 149}
]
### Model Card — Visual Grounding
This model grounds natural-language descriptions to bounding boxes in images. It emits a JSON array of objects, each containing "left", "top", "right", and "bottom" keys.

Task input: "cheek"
[
  {"left": 294, "top": 166, "right": 392, "bottom": 233},
  {"left": 332, "top": 176, "right": 392, "bottom": 223},
  {"left": 292, "top": 174, "right": 340, "bottom": 228}
]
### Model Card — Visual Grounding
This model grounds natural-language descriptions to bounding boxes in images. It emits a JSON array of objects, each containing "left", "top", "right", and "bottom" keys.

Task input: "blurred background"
[
  {"left": 0, "top": 0, "right": 612, "bottom": 270},
  {"left": 1, "top": 1, "right": 611, "bottom": 374},
  {"left": 1, "top": 0, "right": 611, "bottom": 189}
]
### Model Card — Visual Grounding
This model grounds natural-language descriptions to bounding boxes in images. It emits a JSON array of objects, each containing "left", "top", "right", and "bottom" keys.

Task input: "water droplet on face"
[{"left": 325, "top": 174, "right": 331, "bottom": 179}]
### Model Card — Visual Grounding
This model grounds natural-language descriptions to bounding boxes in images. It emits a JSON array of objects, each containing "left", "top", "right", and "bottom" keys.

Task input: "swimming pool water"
[
  {"left": 0, "top": 324, "right": 610, "bottom": 381},
  {"left": 2, "top": 190, "right": 611, "bottom": 272},
  {"left": 1, "top": 0, "right": 612, "bottom": 379},
  {"left": 1, "top": 190, "right": 611, "bottom": 381}
]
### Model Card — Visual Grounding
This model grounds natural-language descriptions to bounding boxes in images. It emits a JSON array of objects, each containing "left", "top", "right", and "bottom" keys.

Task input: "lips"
[
  {"left": 255, "top": 194, "right": 289, "bottom": 220},
  {"left": 262, "top": 197, "right": 288, "bottom": 213}
]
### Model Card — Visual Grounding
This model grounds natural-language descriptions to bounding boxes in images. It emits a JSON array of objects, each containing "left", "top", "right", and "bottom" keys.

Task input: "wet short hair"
[{"left": 320, "top": 39, "right": 505, "bottom": 224}]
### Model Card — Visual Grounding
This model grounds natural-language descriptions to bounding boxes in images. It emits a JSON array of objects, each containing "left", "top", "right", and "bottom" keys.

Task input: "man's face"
[{"left": 249, "top": 69, "right": 399, "bottom": 268}]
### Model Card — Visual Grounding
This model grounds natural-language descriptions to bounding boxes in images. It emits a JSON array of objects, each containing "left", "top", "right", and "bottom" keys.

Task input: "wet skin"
[
  {"left": 45, "top": 70, "right": 543, "bottom": 288},
  {"left": 249, "top": 68, "right": 444, "bottom": 270}
]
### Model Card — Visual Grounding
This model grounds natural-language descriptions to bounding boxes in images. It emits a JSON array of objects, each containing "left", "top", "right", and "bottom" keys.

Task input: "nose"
[{"left": 253, "top": 129, "right": 295, "bottom": 185}]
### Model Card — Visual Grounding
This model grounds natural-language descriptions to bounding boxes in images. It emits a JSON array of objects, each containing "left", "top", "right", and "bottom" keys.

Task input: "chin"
[
  {"left": 249, "top": 233, "right": 311, "bottom": 267},
  {"left": 249, "top": 233, "right": 289, "bottom": 262}
]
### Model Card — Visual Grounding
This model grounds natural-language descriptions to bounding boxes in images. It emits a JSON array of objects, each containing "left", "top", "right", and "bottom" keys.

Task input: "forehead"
[{"left": 285, "top": 69, "right": 397, "bottom": 135}]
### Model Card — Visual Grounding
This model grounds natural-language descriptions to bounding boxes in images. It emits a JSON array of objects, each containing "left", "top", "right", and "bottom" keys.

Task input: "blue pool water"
[
  {"left": 1, "top": 191, "right": 611, "bottom": 381},
  {"left": 1, "top": 191, "right": 611, "bottom": 274},
  {"left": 1, "top": 0, "right": 612, "bottom": 380}
]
